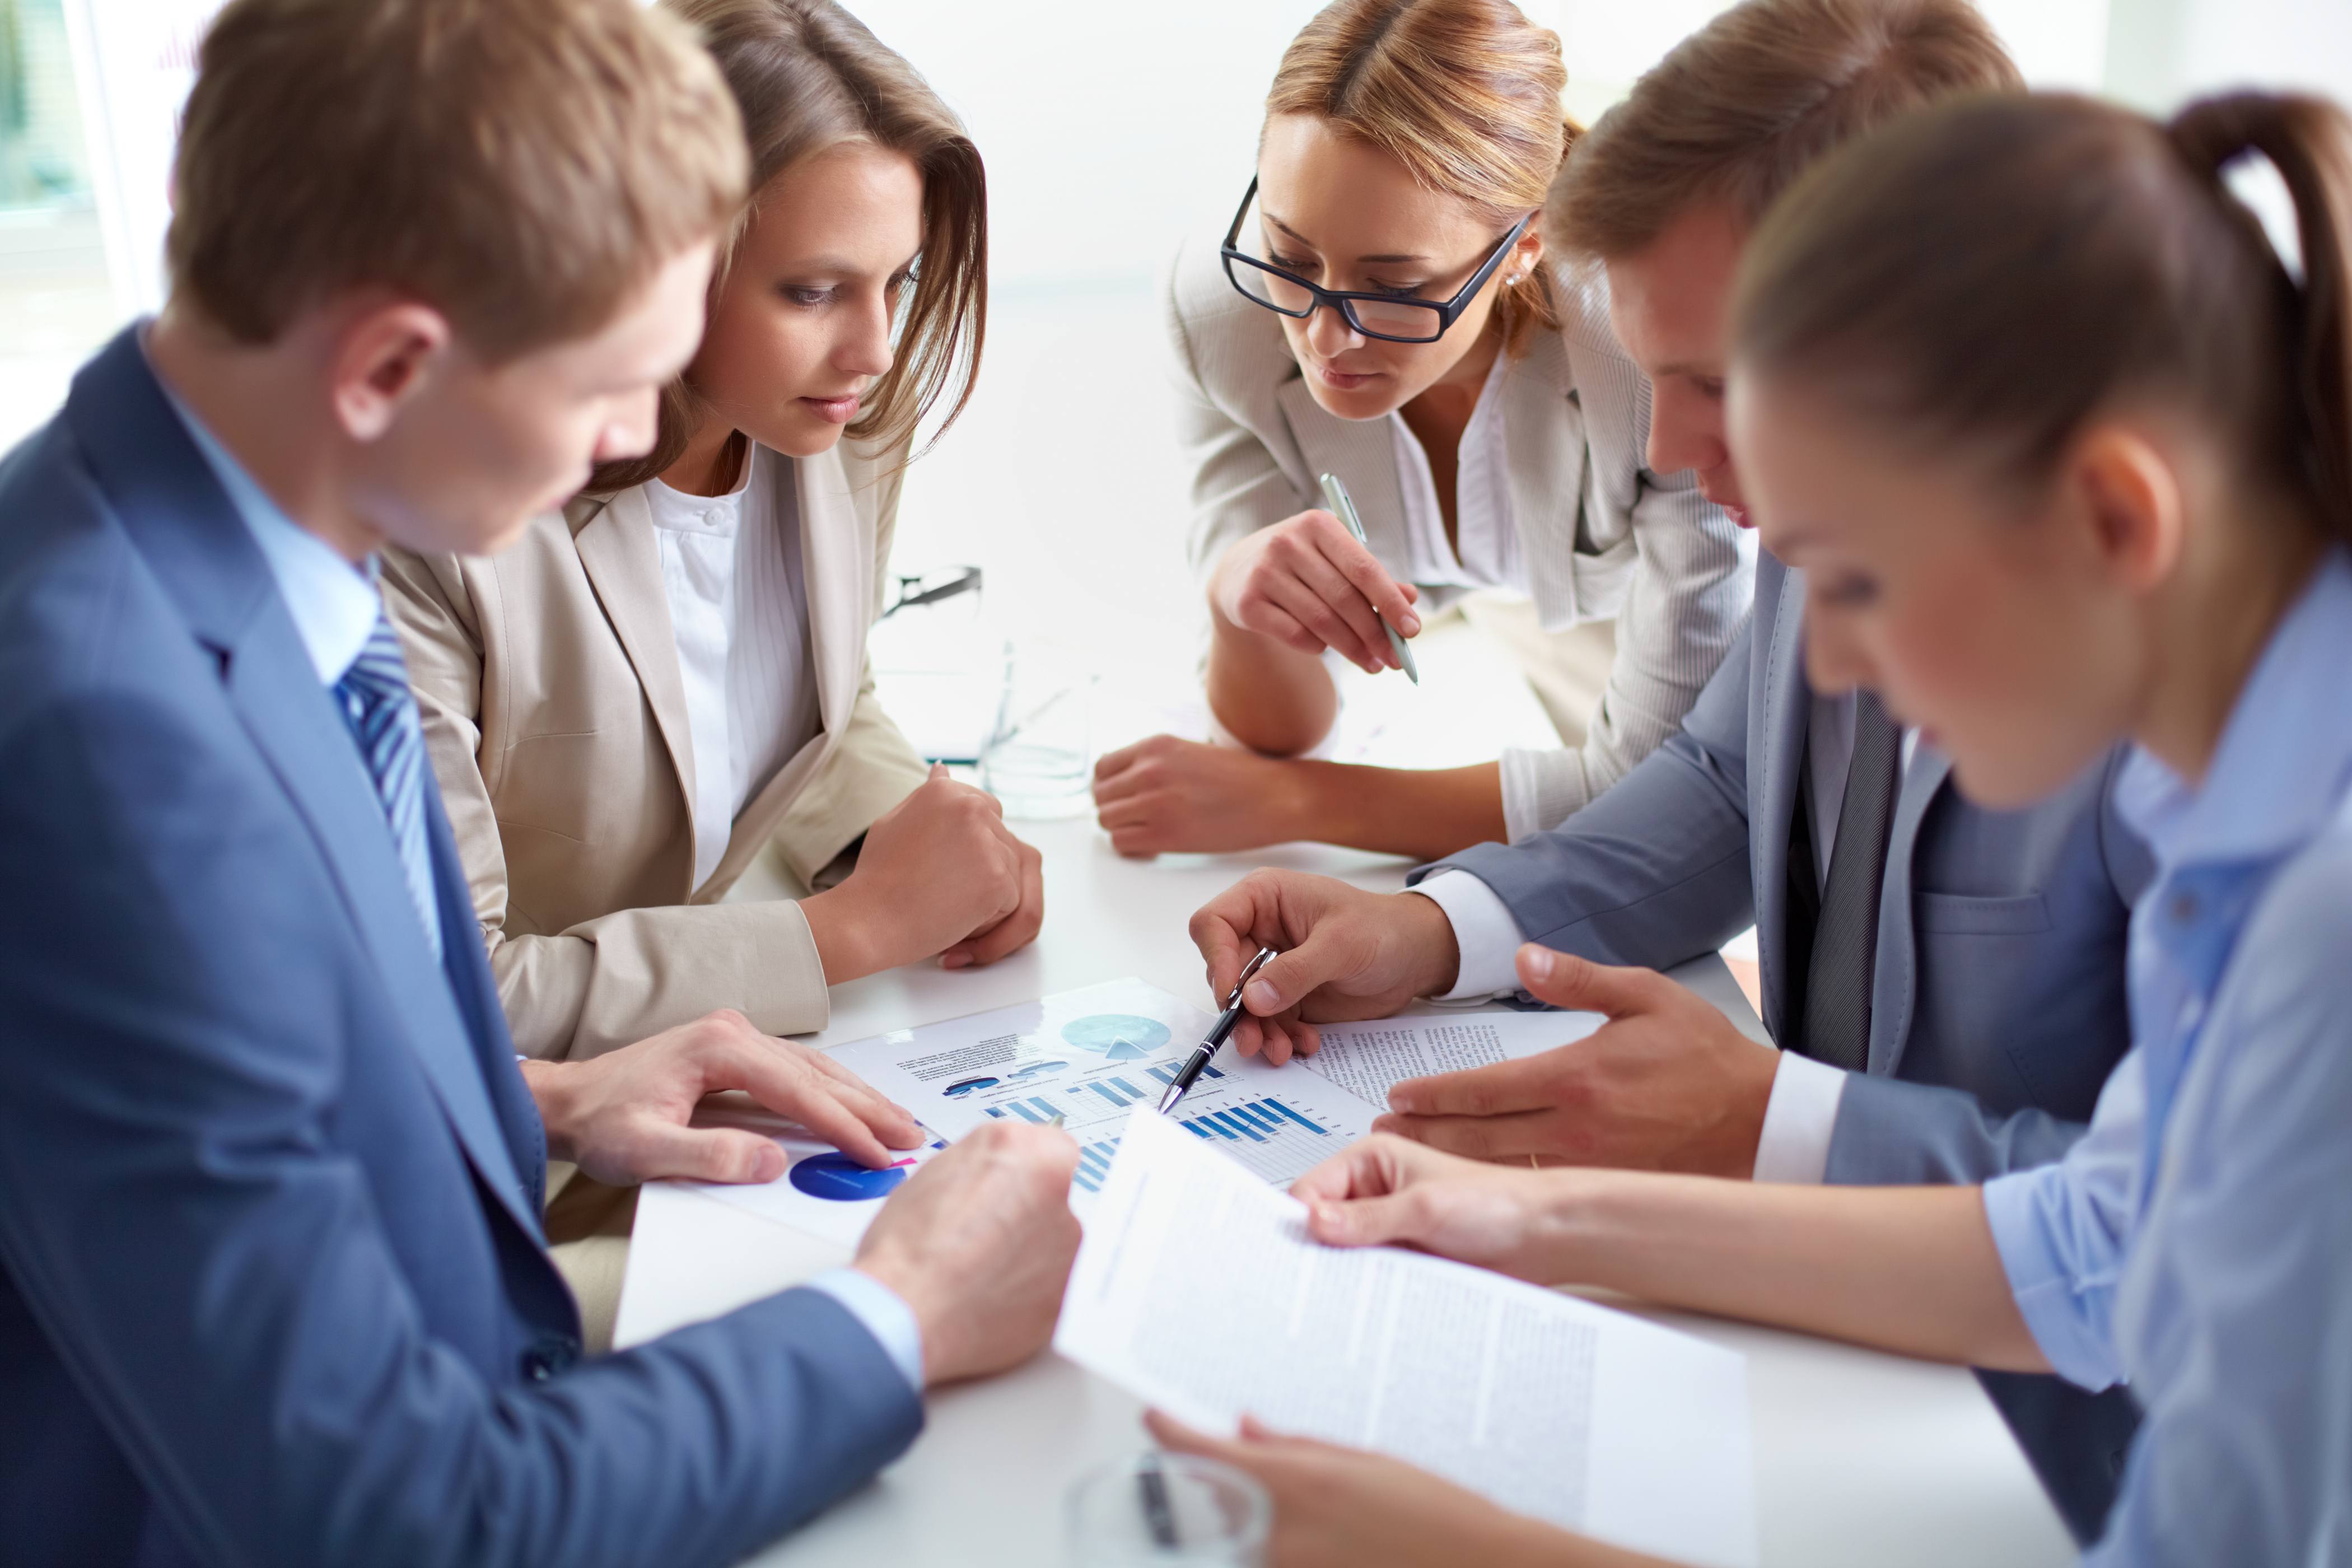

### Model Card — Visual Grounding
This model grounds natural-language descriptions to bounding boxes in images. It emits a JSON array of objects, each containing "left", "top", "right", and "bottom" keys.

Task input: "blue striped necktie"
[{"left": 334, "top": 610, "right": 442, "bottom": 964}]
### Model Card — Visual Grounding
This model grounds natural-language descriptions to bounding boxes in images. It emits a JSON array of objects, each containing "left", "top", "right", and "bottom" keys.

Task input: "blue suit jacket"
[
  {"left": 0, "top": 330, "right": 921, "bottom": 1568},
  {"left": 1417, "top": 548, "right": 2151, "bottom": 1542}
]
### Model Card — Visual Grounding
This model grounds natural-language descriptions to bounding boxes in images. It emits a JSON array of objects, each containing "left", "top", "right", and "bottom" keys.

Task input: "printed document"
[
  {"left": 1305, "top": 1007, "right": 1604, "bottom": 1110},
  {"left": 1056, "top": 1108, "right": 1758, "bottom": 1568}
]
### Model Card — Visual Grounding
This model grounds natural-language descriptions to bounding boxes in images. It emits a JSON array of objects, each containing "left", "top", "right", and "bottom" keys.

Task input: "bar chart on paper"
[{"left": 830, "top": 978, "right": 1379, "bottom": 1198}]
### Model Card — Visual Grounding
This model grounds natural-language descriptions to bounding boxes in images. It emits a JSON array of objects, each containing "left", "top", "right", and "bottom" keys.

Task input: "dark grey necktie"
[{"left": 1791, "top": 693, "right": 1902, "bottom": 1072}]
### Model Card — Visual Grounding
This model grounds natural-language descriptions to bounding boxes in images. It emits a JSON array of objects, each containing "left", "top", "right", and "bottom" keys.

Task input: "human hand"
[
  {"left": 807, "top": 764, "right": 1040, "bottom": 978},
  {"left": 1208, "top": 510, "right": 1421, "bottom": 674},
  {"left": 852, "top": 1121, "right": 1082, "bottom": 1385},
  {"left": 1187, "top": 872, "right": 1460, "bottom": 1064},
  {"left": 524, "top": 1010, "right": 923, "bottom": 1185},
  {"left": 1377, "top": 944, "right": 1782, "bottom": 1177},
  {"left": 1289, "top": 1133, "right": 1567, "bottom": 1281},
  {"left": 1091, "top": 735, "right": 1309, "bottom": 857},
  {"left": 1144, "top": 1413, "right": 1588, "bottom": 1568}
]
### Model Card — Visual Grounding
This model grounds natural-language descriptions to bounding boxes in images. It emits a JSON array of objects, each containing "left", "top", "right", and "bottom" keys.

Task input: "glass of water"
[
  {"left": 981, "top": 640, "right": 1098, "bottom": 820},
  {"left": 1066, "top": 1451, "right": 1270, "bottom": 1567}
]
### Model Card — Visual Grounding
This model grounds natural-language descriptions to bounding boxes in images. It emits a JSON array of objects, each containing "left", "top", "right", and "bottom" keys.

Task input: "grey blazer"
[
  {"left": 1168, "top": 241, "right": 1751, "bottom": 829},
  {"left": 1415, "top": 549, "right": 2152, "bottom": 1183}
]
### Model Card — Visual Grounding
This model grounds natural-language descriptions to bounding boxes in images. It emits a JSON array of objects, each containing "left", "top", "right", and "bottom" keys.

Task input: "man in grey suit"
[{"left": 1187, "top": 0, "right": 2143, "bottom": 1542}]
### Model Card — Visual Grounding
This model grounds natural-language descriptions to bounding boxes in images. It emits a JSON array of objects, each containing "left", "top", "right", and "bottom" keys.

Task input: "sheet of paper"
[
  {"left": 1304, "top": 1007, "right": 1605, "bottom": 1110},
  {"left": 1056, "top": 1108, "right": 1758, "bottom": 1568},
  {"left": 673, "top": 1103, "right": 948, "bottom": 1247},
  {"left": 827, "top": 979, "right": 1379, "bottom": 1203}
]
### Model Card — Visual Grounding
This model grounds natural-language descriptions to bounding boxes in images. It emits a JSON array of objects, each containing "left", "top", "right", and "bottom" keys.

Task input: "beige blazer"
[
  {"left": 381, "top": 438, "right": 930, "bottom": 1060},
  {"left": 1168, "top": 239, "right": 1753, "bottom": 834}
]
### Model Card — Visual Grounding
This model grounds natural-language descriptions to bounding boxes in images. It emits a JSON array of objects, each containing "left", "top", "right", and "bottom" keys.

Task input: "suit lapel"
[
  {"left": 220, "top": 589, "right": 539, "bottom": 1238},
  {"left": 792, "top": 445, "right": 865, "bottom": 741},
  {"left": 572, "top": 488, "right": 699, "bottom": 834},
  {"left": 67, "top": 332, "right": 539, "bottom": 1238},
  {"left": 1275, "top": 376, "right": 1409, "bottom": 563},
  {"left": 1499, "top": 330, "right": 1592, "bottom": 622},
  {"left": 1867, "top": 745, "right": 1952, "bottom": 1077},
  {"left": 1749, "top": 557, "right": 1812, "bottom": 1043}
]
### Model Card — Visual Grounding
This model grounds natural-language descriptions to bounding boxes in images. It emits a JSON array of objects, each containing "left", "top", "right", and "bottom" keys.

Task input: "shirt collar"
[
  {"left": 2115, "top": 548, "right": 2352, "bottom": 878},
  {"left": 144, "top": 341, "right": 382, "bottom": 688}
]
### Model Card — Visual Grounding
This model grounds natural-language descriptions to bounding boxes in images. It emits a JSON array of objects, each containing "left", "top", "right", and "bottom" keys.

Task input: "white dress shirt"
[
  {"left": 1416, "top": 692, "right": 1922, "bottom": 1183},
  {"left": 643, "top": 442, "right": 822, "bottom": 894},
  {"left": 1389, "top": 349, "right": 1523, "bottom": 594}
]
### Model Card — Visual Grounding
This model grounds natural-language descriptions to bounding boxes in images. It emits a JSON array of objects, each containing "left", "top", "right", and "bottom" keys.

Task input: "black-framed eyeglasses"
[{"left": 1220, "top": 176, "right": 1533, "bottom": 345}]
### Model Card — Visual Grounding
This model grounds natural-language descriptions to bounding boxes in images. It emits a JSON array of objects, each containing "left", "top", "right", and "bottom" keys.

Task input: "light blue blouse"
[{"left": 1982, "top": 549, "right": 2352, "bottom": 1564}]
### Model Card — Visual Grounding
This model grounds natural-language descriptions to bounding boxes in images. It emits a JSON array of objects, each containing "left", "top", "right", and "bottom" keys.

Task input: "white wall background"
[{"left": 15, "top": 0, "right": 2348, "bottom": 653}]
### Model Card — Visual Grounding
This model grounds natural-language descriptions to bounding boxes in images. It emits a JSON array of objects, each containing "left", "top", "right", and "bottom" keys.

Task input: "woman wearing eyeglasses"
[{"left": 1090, "top": 0, "right": 1749, "bottom": 861}]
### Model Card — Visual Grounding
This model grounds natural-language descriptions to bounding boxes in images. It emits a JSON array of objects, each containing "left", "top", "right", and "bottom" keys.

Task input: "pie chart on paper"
[
  {"left": 788, "top": 1152, "right": 913, "bottom": 1202},
  {"left": 1062, "top": 1015, "right": 1170, "bottom": 1060}
]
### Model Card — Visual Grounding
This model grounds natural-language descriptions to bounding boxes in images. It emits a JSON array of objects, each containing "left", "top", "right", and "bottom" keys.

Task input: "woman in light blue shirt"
[{"left": 1149, "top": 90, "right": 2352, "bottom": 1567}]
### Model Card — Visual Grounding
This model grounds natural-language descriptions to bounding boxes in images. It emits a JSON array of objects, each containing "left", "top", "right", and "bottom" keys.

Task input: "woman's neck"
[
  {"left": 1399, "top": 318, "right": 1502, "bottom": 452},
  {"left": 661, "top": 419, "right": 748, "bottom": 498},
  {"left": 2141, "top": 515, "right": 2329, "bottom": 786}
]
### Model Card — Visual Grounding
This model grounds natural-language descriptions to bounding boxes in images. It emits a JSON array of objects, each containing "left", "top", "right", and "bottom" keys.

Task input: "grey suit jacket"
[{"left": 1416, "top": 549, "right": 2152, "bottom": 1183}]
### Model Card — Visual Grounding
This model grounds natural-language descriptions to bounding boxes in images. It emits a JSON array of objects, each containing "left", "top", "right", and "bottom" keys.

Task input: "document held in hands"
[{"left": 1056, "top": 1108, "right": 1759, "bottom": 1568}]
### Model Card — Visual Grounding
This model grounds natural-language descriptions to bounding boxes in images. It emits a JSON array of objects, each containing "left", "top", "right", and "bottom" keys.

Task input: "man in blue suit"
[
  {"left": 1185, "top": 0, "right": 2143, "bottom": 1543},
  {"left": 0, "top": 2, "right": 1079, "bottom": 1565}
]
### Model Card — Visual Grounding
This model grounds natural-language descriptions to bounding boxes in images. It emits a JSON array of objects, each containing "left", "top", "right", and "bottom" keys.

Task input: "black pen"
[{"left": 1156, "top": 946, "right": 1278, "bottom": 1114}]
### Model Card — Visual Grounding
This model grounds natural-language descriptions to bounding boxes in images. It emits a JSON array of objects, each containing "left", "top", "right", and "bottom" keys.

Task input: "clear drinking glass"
[
  {"left": 1065, "top": 1451, "right": 1271, "bottom": 1567},
  {"left": 981, "top": 639, "right": 1097, "bottom": 820}
]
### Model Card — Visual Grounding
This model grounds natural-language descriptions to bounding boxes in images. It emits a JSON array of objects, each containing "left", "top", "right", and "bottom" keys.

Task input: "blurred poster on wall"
[{"left": 60, "top": 0, "right": 220, "bottom": 314}]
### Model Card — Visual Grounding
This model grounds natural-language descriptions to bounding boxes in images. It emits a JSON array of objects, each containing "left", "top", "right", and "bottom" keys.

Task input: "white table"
[{"left": 618, "top": 804, "right": 2075, "bottom": 1567}]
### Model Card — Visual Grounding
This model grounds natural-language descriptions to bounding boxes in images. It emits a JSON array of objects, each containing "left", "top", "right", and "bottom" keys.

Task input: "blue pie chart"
[
  {"left": 788, "top": 1152, "right": 911, "bottom": 1202},
  {"left": 942, "top": 1076, "right": 1000, "bottom": 1096},
  {"left": 1062, "top": 1015, "right": 1171, "bottom": 1057}
]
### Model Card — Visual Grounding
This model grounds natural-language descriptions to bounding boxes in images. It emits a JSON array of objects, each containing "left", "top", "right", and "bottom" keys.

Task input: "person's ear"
[
  {"left": 328, "top": 301, "right": 452, "bottom": 443},
  {"left": 2068, "top": 422, "right": 2183, "bottom": 594},
  {"left": 1505, "top": 226, "right": 1544, "bottom": 289}
]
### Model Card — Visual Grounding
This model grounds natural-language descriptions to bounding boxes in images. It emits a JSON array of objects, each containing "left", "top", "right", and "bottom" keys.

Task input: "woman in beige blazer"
[
  {"left": 1090, "top": 0, "right": 1750, "bottom": 862},
  {"left": 384, "top": 0, "right": 1038, "bottom": 1070}
]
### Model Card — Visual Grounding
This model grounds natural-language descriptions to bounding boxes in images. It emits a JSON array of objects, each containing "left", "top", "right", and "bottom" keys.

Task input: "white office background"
[{"left": 9, "top": 0, "right": 2350, "bottom": 656}]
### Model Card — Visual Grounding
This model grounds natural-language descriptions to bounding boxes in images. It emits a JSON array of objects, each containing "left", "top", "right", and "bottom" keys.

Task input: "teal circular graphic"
[
  {"left": 1009, "top": 1059, "right": 1070, "bottom": 1080},
  {"left": 1062, "top": 1014, "right": 1170, "bottom": 1061},
  {"left": 942, "top": 1076, "right": 999, "bottom": 1096}
]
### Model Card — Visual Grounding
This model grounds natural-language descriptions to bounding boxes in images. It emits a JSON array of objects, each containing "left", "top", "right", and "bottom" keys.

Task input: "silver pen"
[
  {"left": 1318, "top": 472, "right": 1420, "bottom": 684},
  {"left": 1156, "top": 947, "right": 1278, "bottom": 1114}
]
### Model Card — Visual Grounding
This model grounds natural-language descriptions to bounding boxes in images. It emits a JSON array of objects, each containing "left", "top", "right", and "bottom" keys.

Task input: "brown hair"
[
  {"left": 169, "top": 0, "right": 746, "bottom": 361},
  {"left": 591, "top": 0, "right": 987, "bottom": 491},
  {"left": 1264, "top": 0, "right": 1572, "bottom": 355},
  {"left": 1547, "top": 0, "right": 2018, "bottom": 263},
  {"left": 1733, "top": 91, "right": 2352, "bottom": 548}
]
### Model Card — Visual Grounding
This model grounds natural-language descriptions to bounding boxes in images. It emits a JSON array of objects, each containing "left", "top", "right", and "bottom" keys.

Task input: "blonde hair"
[
  {"left": 592, "top": 0, "right": 987, "bottom": 491},
  {"left": 1547, "top": 0, "right": 2018, "bottom": 263},
  {"left": 169, "top": 0, "right": 747, "bottom": 361},
  {"left": 1264, "top": 0, "right": 1572, "bottom": 355}
]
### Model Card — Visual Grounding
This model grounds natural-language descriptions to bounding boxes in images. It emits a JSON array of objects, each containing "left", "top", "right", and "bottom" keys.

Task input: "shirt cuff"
[
  {"left": 805, "top": 1267, "right": 925, "bottom": 1396},
  {"left": 1409, "top": 870, "right": 1527, "bottom": 1000},
  {"left": 1980, "top": 1170, "right": 2127, "bottom": 1392},
  {"left": 1749, "top": 1051, "right": 1847, "bottom": 1183}
]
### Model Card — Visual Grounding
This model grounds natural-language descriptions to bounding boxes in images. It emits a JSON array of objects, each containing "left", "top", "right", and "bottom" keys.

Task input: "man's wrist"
[{"left": 1396, "top": 890, "right": 1463, "bottom": 998}]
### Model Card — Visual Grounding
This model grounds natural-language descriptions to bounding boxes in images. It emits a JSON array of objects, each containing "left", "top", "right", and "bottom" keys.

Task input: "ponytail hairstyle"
[
  {"left": 591, "top": 0, "right": 987, "bottom": 492},
  {"left": 1732, "top": 90, "right": 2352, "bottom": 548},
  {"left": 1264, "top": 0, "right": 1574, "bottom": 357}
]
